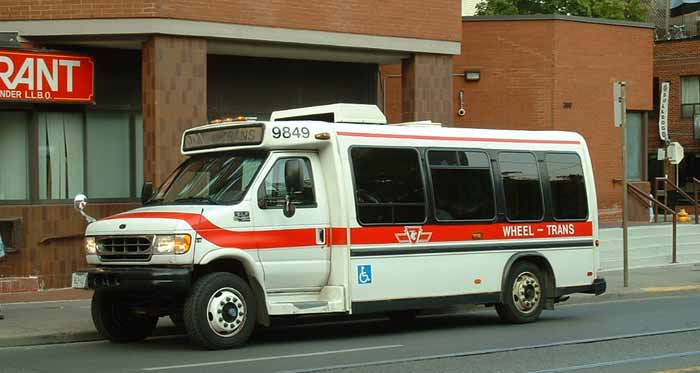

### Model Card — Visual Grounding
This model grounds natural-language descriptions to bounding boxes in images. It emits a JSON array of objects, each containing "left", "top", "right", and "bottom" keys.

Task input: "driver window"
[{"left": 260, "top": 158, "right": 316, "bottom": 209}]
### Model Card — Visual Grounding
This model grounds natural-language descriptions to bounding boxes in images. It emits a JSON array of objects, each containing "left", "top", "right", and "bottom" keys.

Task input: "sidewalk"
[
  {"left": 568, "top": 263, "right": 700, "bottom": 304},
  {"left": 1, "top": 264, "right": 699, "bottom": 347}
]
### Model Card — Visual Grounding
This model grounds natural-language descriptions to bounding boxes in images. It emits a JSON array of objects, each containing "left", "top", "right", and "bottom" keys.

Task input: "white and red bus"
[{"left": 72, "top": 103, "right": 605, "bottom": 350}]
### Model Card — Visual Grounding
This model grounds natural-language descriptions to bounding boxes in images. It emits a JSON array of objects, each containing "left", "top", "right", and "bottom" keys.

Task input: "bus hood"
[{"left": 86, "top": 205, "right": 205, "bottom": 235}]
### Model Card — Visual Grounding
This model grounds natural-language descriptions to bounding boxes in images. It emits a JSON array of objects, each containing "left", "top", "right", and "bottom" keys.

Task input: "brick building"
[
  {"left": 0, "top": 0, "right": 461, "bottom": 292},
  {"left": 383, "top": 15, "right": 655, "bottom": 225},
  {"left": 653, "top": 38, "right": 700, "bottom": 192}
]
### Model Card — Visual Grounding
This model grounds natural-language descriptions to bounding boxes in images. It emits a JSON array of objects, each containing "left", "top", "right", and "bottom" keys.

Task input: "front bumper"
[
  {"left": 556, "top": 277, "right": 607, "bottom": 297},
  {"left": 73, "top": 266, "right": 192, "bottom": 294}
]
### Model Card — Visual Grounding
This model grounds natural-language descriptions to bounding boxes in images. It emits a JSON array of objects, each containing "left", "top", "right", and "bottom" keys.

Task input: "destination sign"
[{"left": 183, "top": 124, "right": 264, "bottom": 151}]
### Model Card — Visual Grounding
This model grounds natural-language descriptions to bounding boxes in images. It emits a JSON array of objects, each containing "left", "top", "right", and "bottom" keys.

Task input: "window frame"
[
  {"left": 0, "top": 105, "right": 143, "bottom": 205},
  {"left": 544, "top": 152, "right": 589, "bottom": 222},
  {"left": 257, "top": 156, "right": 318, "bottom": 210},
  {"left": 498, "top": 150, "right": 546, "bottom": 223},
  {"left": 425, "top": 148, "right": 497, "bottom": 224},
  {"left": 348, "top": 145, "right": 429, "bottom": 226},
  {"left": 681, "top": 75, "right": 700, "bottom": 119},
  {"left": 0, "top": 110, "right": 32, "bottom": 204}
]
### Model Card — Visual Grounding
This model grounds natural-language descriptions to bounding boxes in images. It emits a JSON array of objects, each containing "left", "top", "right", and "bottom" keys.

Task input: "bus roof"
[{"left": 181, "top": 119, "right": 586, "bottom": 156}]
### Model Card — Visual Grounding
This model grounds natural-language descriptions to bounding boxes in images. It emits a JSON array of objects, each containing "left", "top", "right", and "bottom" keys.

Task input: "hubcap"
[
  {"left": 207, "top": 287, "right": 246, "bottom": 337},
  {"left": 511, "top": 272, "right": 541, "bottom": 314}
]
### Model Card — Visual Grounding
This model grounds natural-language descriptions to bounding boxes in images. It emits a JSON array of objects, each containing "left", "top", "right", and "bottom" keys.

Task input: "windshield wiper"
[
  {"left": 144, "top": 197, "right": 164, "bottom": 206},
  {"left": 173, "top": 196, "right": 219, "bottom": 205}
]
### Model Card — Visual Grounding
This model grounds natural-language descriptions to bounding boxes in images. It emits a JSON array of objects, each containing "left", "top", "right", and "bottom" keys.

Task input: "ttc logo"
[{"left": 395, "top": 226, "right": 432, "bottom": 244}]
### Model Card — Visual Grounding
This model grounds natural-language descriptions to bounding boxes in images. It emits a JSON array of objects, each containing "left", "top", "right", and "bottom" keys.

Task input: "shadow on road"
[{"left": 124, "top": 306, "right": 587, "bottom": 351}]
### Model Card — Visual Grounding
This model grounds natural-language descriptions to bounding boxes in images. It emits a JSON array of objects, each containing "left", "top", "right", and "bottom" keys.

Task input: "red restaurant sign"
[{"left": 0, "top": 50, "right": 94, "bottom": 103}]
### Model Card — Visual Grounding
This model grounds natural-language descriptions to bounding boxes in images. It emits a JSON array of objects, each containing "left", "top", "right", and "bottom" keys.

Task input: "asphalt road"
[{"left": 3, "top": 294, "right": 700, "bottom": 373}]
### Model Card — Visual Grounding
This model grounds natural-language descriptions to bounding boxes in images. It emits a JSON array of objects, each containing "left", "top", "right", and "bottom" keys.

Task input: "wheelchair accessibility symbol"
[{"left": 357, "top": 265, "right": 372, "bottom": 285}]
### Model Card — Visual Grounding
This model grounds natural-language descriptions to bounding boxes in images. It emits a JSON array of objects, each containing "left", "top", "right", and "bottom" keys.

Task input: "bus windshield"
[{"left": 148, "top": 151, "right": 268, "bottom": 205}]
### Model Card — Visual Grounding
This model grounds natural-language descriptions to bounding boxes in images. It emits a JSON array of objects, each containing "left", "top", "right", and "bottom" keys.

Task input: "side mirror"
[
  {"left": 73, "top": 194, "right": 96, "bottom": 223},
  {"left": 283, "top": 195, "right": 296, "bottom": 218},
  {"left": 74, "top": 194, "right": 88, "bottom": 211},
  {"left": 141, "top": 181, "right": 154, "bottom": 205},
  {"left": 284, "top": 159, "right": 304, "bottom": 194}
]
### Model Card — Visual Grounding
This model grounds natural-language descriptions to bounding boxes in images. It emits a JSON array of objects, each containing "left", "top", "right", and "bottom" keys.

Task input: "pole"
[
  {"left": 621, "top": 82, "right": 629, "bottom": 288},
  {"left": 666, "top": 0, "right": 671, "bottom": 38}
]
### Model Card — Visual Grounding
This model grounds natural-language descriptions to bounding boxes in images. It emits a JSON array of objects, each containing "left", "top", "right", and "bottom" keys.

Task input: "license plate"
[{"left": 71, "top": 272, "right": 88, "bottom": 289}]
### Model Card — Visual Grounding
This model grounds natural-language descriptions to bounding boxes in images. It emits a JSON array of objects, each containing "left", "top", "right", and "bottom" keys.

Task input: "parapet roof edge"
[{"left": 462, "top": 14, "right": 655, "bottom": 29}]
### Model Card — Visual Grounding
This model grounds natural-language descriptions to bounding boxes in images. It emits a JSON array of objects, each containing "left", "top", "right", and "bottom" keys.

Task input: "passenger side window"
[
  {"left": 259, "top": 158, "right": 315, "bottom": 208},
  {"left": 499, "top": 152, "right": 544, "bottom": 221},
  {"left": 429, "top": 150, "right": 495, "bottom": 221},
  {"left": 351, "top": 147, "right": 426, "bottom": 225},
  {"left": 545, "top": 153, "right": 588, "bottom": 220}
]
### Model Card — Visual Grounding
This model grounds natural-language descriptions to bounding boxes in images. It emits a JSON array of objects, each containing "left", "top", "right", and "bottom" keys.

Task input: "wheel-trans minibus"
[{"left": 72, "top": 103, "right": 606, "bottom": 349}]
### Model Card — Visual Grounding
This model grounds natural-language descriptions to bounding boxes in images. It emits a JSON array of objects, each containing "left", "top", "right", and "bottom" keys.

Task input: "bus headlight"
[
  {"left": 85, "top": 237, "right": 97, "bottom": 254},
  {"left": 154, "top": 234, "right": 192, "bottom": 255}
]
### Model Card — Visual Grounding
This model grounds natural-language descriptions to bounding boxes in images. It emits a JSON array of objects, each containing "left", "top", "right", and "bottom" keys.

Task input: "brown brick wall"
[
  {"left": 0, "top": 0, "right": 461, "bottom": 42},
  {"left": 454, "top": 21, "right": 556, "bottom": 130},
  {"left": 382, "top": 19, "right": 654, "bottom": 225},
  {"left": 653, "top": 39, "right": 700, "bottom": 154},
  {"left": 401, "top": 54, "right": 454, "bottom": 125},
  {"left": 142, "top": 36, "right": 207, "bottom": 185},
  {"left": 0, "top": 203, "right": 138, "bottom": 291},
  {"left": 552, "top": 21, "right": 653, "bottom": 225}
]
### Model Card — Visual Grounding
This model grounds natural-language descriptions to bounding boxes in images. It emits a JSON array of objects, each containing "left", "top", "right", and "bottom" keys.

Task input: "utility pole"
[
  {"left": 614, "top": 81, "right": 629, "bottom": 287},
  {"left": 666, "top": 0, "right": 671, "bottom": 38}
]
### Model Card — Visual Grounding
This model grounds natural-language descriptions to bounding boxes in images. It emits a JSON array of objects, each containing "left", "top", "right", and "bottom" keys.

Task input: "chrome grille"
[{"left": 97, "top": 236, "right": 153, "bottom": 261}]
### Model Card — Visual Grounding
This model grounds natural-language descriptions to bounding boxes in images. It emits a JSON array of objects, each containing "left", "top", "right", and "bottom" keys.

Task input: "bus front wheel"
[
  {"left": 184, "top": 272, "right": 257, "bottom": 350},
  {"left": 496, "top": 261, "right": 545, "bottom": 323}
]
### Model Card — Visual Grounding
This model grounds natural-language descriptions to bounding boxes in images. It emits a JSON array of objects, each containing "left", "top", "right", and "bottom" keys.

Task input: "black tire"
[
  {"left": 184, "top": 272, "right": 257, "bottom": 350},
  {"left": 91, "top": 291, "right": 158, "bottom": 343},
  {"left": 388, "top": 310, "right": 417, "bottom": 324},
  {"left": 495, "top": 261, "right": 545, "bottom": 324}
]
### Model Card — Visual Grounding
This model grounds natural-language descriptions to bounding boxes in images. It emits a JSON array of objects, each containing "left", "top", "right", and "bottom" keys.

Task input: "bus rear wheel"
[
  {"left": 496, "top": 261, "right": 544, "bottom": 324},
  {"left": 184, "top": 272, "right": 257, "bottom": 350}
]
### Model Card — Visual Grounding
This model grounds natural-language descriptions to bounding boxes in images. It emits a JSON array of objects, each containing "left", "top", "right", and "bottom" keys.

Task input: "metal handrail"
[
  {"left": 629, "top": 183, "right": 677, "bottom": 263},
  {"left": 653, "top": 177, "right": 670, "bottom": 223},
  {"left": 693, "top": 177, "right": 700, "bottom": 222},
  {"left": 655, "top": 176, "right": 700, "bottom": 224}
]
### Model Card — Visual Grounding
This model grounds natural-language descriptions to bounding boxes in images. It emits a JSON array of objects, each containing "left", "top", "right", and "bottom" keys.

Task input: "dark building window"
[
  {"left": 545, "top": 153, "right": 588, "bottom": 220},
  {"left": 1, "top": 109, "right": 142, "bottom": 202},
  {"left": 0, "top": 112, "right": 30, "bottom": 201},
  {"left": 499, "top": 152, "right": 544, "bottom": 221},
  {"left": 681, "top": 76, "right": 700, "bottom": 118},
  {"left": 428, "top": 150, "right": 495, "bottom": 221},
  {"left": 351, "top": 147, "right": 426, "bottom": 225}
]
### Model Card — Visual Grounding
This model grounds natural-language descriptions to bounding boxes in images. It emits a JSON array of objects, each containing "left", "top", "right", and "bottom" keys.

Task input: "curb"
[
  {"left": 565, "top": 285, "right": 700, "bottom": 305},
  {"left": 0, "top": 326, "right": 182, "bottom": 348},
  {"left": 0, "top": 332, "right": 103, "bottom": 348}
]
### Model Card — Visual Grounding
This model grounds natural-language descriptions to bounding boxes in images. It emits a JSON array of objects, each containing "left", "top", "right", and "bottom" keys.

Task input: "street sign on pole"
[
  {"left": 659, "top": 82, "right": 670, "bottom": 141},
  {"left": 668, "top": 142, "right": 684, "bottom": 165},
  {"left": 615, "top": 81, "right": 630, "bottom": 288},
  {"left": 614, "top": 82, "right": 626, "bottom": 127}
]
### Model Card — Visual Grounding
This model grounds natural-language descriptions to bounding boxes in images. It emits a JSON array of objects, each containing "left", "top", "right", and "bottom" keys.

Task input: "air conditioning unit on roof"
[{"left": 270, "top": 103, "right": 387, "bottom": 124}]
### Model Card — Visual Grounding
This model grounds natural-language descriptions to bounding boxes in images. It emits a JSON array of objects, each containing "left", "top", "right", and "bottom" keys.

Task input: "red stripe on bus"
[
  {"left": 107, "top": 212, "right": 592, "bottom": 248},
  {"left": 105, "top": 212, "right": 317, "bottom": 249},
  {"left": 336, "top": 131, "right": 581, "bottom": 145},
  {"left": 348, "top": 222, "right": 592, "bottom": 245}
]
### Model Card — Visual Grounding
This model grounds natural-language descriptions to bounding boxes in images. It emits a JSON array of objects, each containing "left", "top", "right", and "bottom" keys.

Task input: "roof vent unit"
[{"left": 270, "top": 103, "right": 387, "bottom": 124}]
